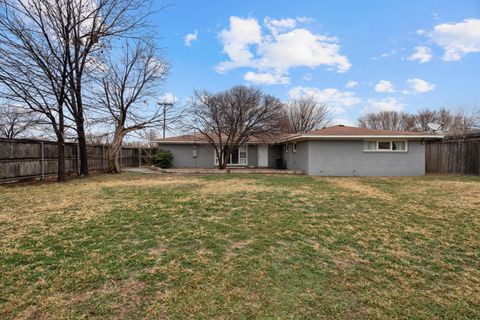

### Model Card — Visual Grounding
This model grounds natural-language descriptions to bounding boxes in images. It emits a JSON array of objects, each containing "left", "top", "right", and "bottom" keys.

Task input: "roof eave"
[{"left": 279, "top": 134, "right": 444, "bottom": 142}]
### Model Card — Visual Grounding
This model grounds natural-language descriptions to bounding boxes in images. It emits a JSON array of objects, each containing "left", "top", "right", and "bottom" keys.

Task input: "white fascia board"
[
  {"left": 154, "top": 141, "right": 268, "bottom": 145},
  {"left": 279, "top": 135, "right": 444, "bottom": 142}
]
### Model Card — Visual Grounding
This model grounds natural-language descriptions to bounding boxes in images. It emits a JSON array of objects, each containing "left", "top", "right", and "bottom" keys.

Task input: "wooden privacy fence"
[
  {"left": 426, "top": 139, "right": 480, "bottom": 175},
  {"left": 0, "top": 138, "right": 155, "bottom": 182}
]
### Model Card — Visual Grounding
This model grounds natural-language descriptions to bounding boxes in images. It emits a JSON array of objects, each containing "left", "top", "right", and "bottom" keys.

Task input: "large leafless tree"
[
  {"left": 0, "top": 1, "right": 73, "bottom": 181},
  {"left": 358, "top": 111, "right": 416, "bottom": 131},
  {"left": 0, "top": 0, "right": 157, "bottom": 178},
  {"left": 95, "top": 40, "right": 170, "bottom": 173},
  {"left": 281, "top": 96, "right": 331, "bottom": 133},
  {"left": 187, "top": 86, "right": 284, "bottom": 169}
]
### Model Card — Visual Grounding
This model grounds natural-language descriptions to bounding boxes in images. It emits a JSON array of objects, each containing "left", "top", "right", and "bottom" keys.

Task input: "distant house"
[{"left": 155, "top": 125, "right": 443, "bottom": 176}]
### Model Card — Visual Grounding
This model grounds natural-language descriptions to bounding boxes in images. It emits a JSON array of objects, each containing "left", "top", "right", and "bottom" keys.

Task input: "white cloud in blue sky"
[
  {"left": 408, "top": 46, "right": 433, "bottom": 63},
  {"left": 363, "top": 97, "right": 405, "bottom": 114},
  {"left": 289, "top": 86, "right": 361, "bottom": 114},
  {"left": 428, "top": 18, "right": 480, "bottom": 61},
  {"left": 184, "top": 30, "right": 199, "bottom": 47},
  {"left": 216, "top": 16, "right": 350, "bottom": 85},
  {"left": 404, "top": 79, "right": 436, "bottom": 94},
  {"left": 374, "top": 80, "right": 396, "bottom": 93}
]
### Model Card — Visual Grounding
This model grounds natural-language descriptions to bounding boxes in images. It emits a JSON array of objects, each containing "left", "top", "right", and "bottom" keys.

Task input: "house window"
[
  {"left": 363, "top": 140, "right": 408, "bottom": 152},
  {"left": 214, "top": 145, "right": 248, "bottom": 165},
  {"left": 292, "top": 142, "right": 297, "bottom": 153},
  {"left": 378, "top": 141, "right": 391, "bottom": 150},
  {"left": 285, "top": 143, "right": 288, "bottom": 153}
]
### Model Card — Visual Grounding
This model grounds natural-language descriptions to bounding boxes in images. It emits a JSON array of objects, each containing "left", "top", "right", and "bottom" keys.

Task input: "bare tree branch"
[
  {"left": 94, "top": 39, "right": 170, "bottom": 173},
  {"left": 186, "top": 86, "right": 283, "bottom": 169},
  {"left": 280, "top": 96, "right": 331, "bottom": 133}
]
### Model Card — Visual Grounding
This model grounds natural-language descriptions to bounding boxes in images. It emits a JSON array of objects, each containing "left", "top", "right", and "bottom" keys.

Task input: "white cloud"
[
  {"left": 257, "top": 29, "right": 351, "bottom": 72},
  {"left": 184, "top": 30, "right": 199, "bottom": 47},
  {"left": 416, "top": 29, "right": 426, "bottom": 36},
  {"left": 363, "top": 97, "right": 405, "bottom": 114},
  {"left": 216, "top": 16, "right": 351, "bottom": 84},
  {"left": 288, "top": 86, "right": 361, "bottom": 114},
  {"left": 264, "top": 17, "right": 296, "bottom": 35},
  {"left": 330, "top": 117, "right": 355, "bottom": 126},
  {"left": 346, "top": 81, "right": 358, "bottom": 88},
  {"left": 405, "top": 78, "right": 435, "bottom": 94},
  {"left": 372, "top": 49, "right": 397, "bottom": 60},
  {"left": 296, "top": 16, "right": 315, "bottom": 24},
  {"left": 408, "top": 46, "right": 433, "bottom": 63},
  {"left": 244, "top": 71, "right": 289, "bottom": 85},
  {"left": 216, "top": 17, "right": 262, "bottom": 73},
  {"left": 374, "top": 80, "right": 395, "bottom": 93},
  {"left": 429, "top": 18, "right": 480, "bottom": 61}
]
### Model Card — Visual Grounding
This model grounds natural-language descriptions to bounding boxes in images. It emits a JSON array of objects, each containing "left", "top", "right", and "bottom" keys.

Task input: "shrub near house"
[{"left": 154, "top": 149, "right": 174, "bottom": 168}]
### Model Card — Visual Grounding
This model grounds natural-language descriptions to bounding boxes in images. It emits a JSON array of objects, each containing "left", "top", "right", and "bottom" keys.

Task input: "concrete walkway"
[{"left": 124, "top": 166, "right": 304, "bottom": 175}]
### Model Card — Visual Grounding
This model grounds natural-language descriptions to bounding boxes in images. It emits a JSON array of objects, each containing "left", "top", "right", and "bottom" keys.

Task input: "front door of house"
[{"left": 258, "top": 144, "right": 268, "bottom": 167}]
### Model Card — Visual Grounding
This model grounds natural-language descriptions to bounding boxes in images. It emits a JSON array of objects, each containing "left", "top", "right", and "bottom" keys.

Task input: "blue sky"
[{"left": 152, "top": 0, "right": 480, "bottom": 126}]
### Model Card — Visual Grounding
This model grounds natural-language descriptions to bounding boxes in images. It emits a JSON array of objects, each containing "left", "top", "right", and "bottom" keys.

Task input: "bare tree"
[
  {"left": 187, "top": 86, "right": 283, "bottom": 170},
  {"left": 95, "top": 40, "right": 169, "bottom": 173},
  {"left": 58, "top": 0, "right": 157, "bottom": 176},
  {"left": 281, "top": 96, "right": 330, "bottom": 133},
  {"left": 134, "top": 128, "right": 160, "bottom": 148},
  {"left": 415, "top": 109, "right": 439, "bottom": 132},
  {"left": 1, "top": 0, "right": 158, "bottom": 178},
  {"left": 0, "top": 104, "right": 37, "bottom": 139},
  {"left": 358, "top": 111, "right": 416, "bottom": 131},
  {"left": 358, "top": 108, "right": 480, "bottom": 134},
  {"left": 0, "top": 1, "right": 72, "bottom": 181}
]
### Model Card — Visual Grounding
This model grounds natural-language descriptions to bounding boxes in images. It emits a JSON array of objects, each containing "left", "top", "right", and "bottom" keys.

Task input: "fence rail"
[
  {"left": 0, "top": 138, "right": 154, "bottom": 182},
  {"left": 426, "top": 139, "right": 480, "bottom": 175}
]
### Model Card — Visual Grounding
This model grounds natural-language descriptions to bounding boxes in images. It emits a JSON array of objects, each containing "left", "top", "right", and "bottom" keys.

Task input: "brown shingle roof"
[
  {"left": 156, "top": 126, "right": 441, "bottom": 144},
  {"left": 156, "top": 132, "right": 296, "bottom": 144},
  {"left": 304, "top": 125, "right": 427, "bottom": 136}
]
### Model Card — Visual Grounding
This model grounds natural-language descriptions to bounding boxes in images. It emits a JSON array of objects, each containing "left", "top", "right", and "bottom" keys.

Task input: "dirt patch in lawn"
[
  {"left": 224, "top": 239, "right": 253, "bottom": 260},
  {"left": 200, "top": 179, "right": 272, "bottom": 194},
  {"left": 405, "top": 179, "right": 480, "bottom": 210},
  {"left": 326, "top": 178, "right": 393, "bottom": 200}
]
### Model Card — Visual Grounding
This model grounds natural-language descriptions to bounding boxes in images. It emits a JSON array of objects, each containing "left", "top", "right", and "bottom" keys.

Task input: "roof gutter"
[{"left": 279, "top": 134, "right": 444, "bottom": 142}]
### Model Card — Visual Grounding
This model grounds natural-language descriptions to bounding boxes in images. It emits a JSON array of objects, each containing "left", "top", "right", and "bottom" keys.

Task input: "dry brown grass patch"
[
  {"left": 326, "top": 177, "right": 393, "bottom": 200},
  {"left": 224, "top": 239, "right": 252, "bottom": 260},
  {"left": 199, "top": 178, "right": 272, "bottom": 194}
]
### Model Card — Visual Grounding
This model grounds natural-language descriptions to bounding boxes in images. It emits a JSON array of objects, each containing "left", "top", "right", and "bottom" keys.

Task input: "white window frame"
[
  {"left": 363, "top": 140, "right": 408, "bottom": 153},
  {"left": 214, "top": 145, "right": 248, "bottom": 166},
  {"left": 284, "top": 143, "right": 288, "bottom": 153},
  {"left": 292, "top": 142, "right": 297, "bottom": 153}
]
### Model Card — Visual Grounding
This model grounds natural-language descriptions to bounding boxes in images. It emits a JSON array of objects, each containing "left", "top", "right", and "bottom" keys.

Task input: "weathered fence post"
[
  {"left": 76, "top": 143, "right": 80, "bottom": 175},
  {"left": 40, "top": 142, "right": 45, "bottom": 180},
  {"left": 138, "top": 148, "right": 141, "bottom": 167},
  {"left": 102, "top": 145, "right": 105, "bottom": 171}
]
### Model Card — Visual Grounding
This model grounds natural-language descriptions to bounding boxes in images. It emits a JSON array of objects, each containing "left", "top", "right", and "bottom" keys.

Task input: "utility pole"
[{"left": 157, "top": 99, "right": 174, "bottom": 139}]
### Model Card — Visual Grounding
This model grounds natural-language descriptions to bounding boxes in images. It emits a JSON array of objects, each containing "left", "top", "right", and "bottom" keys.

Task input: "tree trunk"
[
  {"left": 76, "top": 119, "right": 89, "bottom": 176},
  {"left": 57, "top": 138, "right": 66, "bottom": 182},
  {"left": 107, "top": 129, "right": 125, "bottom": 173},
  {"left": 219, "top": 146, "right": 229, "bottom": 170},
  {"left": 56, "top": 108, "right": 66, "bottom": 182}
]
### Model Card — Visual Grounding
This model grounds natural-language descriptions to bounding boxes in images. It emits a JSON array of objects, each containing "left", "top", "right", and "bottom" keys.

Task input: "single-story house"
[{"left": 155, "top": 125, "right": 443, "bottom": 176}]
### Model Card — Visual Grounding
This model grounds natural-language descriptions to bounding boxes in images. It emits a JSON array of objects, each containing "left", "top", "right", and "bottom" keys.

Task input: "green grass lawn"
[{"left": 1, "top": 173, "right": 479, "bottom": 319}]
